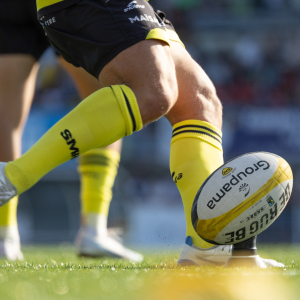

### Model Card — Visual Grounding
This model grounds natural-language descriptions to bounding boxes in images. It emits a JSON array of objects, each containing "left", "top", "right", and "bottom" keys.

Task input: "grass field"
[{"left": 0, "top": 244, "right": 300, "bottom": 300}]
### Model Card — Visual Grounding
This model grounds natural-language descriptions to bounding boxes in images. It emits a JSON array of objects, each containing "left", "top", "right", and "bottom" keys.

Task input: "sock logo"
[
  {"left": 172, "top": 172, "right": 183, "bottom": 184},
  {"left": 61, "top": 129, "right": 80, "bottom": 159}
]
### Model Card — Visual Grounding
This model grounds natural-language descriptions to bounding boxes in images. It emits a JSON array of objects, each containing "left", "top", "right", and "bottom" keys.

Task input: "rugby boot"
[
  {"left": 178, "top": 236, "right": 284, "bottom": 268},
  {"left": 178, "top": 236, "right": 232, "bottom": 266},
  {"left": 75, "top": 226, "right": 143, "bottom": 262},
  {"left": 0, "top": 226, "right": 23, "bottom": 261}
]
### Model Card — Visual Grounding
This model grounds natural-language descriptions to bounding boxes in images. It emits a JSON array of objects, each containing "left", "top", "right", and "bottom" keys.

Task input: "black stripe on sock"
[
  {"left": 173, "top": 125, "right": 221, "bottom": 139},
  {"left": 80, "top": 155, "right": 115, "bottom": 168},
  {"left": 120, "top": 87, "right": 136, "bottom": 132},
  {"left": 172, "top": 130, "right": 222, "bottom": 144}
]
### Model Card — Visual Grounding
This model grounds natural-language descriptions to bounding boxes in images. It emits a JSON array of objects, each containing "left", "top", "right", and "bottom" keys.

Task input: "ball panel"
[
  {"left": 193, "top": 153, "right": 293, "bottom": 244},
  {"left": 214, "top": 179, "right": 292, "bottom": 244},
  {"left": 197, "top": 152, "right": 279, "bottom": 220}
]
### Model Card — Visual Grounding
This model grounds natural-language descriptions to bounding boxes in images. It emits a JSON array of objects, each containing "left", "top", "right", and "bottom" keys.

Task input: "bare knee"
[
  {"left": 135, "top": 73, "right": 178, "bottom": 124},
  {"left": 99, "top": 40, "right": 179, "bottom": 125}
]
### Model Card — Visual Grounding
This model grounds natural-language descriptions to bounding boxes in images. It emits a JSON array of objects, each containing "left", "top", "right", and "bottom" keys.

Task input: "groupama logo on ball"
[
  {"left": 207, "top": 160, "right": 270, "bottom": 210},
  {"left": 192, "top": 152, "right": 293, "bottom": 245}
]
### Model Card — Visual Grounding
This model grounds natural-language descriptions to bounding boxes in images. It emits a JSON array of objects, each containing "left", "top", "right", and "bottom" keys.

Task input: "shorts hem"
[
  {"left": 0, "top": 49, "right": 45, "bottom": 60},
  {"left": 37, "top": 0, "right": 82, "bottom": 18}
]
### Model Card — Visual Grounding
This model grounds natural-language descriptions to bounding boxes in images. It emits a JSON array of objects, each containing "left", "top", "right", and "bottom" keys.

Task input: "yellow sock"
[
  {"left": 0, "top": 196, "right": 18, "bottom": 227},
  {"left": 170, "top": 120, "right": 223, "bottom": 249},
  {"left": 79, "top": 148, "right": 120, "bottom": 217},
  {"left": 5, "top": 85, "right": 142, "bottom": 195}
]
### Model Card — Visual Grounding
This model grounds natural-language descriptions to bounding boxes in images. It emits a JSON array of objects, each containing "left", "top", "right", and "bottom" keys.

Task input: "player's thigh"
[
  {"left": 0, "top": 54, "right": 38, "bottom": 128},
  {"left": 165, "top": 41, "right": 222, "bottom": 130},
  {"left": 99, "top": 39, "right": 178, "bottom": 124},
  {"left": 39, "top": 0, "right": 178, "bottom": 124},
  {"left": 0, "top": 54, "right": 39, "bottom": 159},
  {"left": 0, "top": 0, "right": 46, "bottom": 128}
]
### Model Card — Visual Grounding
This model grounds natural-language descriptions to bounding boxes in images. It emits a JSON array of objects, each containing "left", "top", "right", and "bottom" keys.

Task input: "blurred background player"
[{"left": 0, "top": 0, "right": 142, "bottom": 261}]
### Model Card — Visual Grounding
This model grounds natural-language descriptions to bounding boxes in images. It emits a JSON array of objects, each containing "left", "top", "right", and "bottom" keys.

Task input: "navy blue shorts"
[
  {"left": 37, "top": 0, "right": 177, "bottom": 78},
  {"left": 0, "top": 0, "right": 49, "bottom": 59}
]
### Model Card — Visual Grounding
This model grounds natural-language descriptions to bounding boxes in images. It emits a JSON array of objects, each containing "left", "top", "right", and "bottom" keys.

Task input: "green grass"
[{"left": 1, "top": 244, "right": 300, "bottom": 300}]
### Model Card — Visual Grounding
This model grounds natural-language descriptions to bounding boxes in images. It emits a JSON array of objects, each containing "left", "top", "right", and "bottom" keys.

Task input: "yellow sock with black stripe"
[
  {"left": 0, "top": 197, "right": 18, "bottom": 227},
  {"left": 5, "top": 85, "right": 142, "bottom": 195},
  {"left": 79, "top": 148, "right": 120, "bottom": 218},
  {"left": 170, "top": 120, "right": 223, "bottom": 249}
]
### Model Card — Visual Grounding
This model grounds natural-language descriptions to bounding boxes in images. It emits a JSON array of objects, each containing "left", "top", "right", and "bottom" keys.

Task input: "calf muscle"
[{"left": 166, "top": 41, "right": 222, "bottom": 130}]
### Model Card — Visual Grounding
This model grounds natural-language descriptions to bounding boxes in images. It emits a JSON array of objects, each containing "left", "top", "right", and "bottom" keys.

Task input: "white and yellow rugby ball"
[{"left": 191, "top": 152, "right": 293, "bottom": 245}]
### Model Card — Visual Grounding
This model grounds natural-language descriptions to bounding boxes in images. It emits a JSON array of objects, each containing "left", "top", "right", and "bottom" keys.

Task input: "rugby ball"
[{"left": 191, "top": 152, "right": 293, "bottom": 245}]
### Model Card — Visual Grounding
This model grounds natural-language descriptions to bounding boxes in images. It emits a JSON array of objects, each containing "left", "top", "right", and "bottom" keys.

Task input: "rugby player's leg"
[
  {"left": 59, "top": 58, "right": 122, "bottom": 233},
  {"left": 0, "top": 54, "right": 38, "bottom": 260},
  {"left": 167, "top": 41, "right": 283, "bottom": 267},
  {"left": 2, "top": 39, "right": 177, "bottom": 201},
  {"left": 166, "top": 41, "right": 223, "bottom": 250},
  {"left": 97, "top": 38, "right": 229, "bottom": 264},
  {"left": 59, "top": 59, "right": 142, "bottom": 261},
  {"left": 161, "top": 41, "right": 230, "bottom": 265}
]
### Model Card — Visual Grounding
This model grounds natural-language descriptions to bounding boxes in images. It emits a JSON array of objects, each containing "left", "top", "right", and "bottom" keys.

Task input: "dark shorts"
[
  {"left": 37, "top": 0, "right": 183, "bottom": 78},
  {"left": 0, "top": 0, "right": 49, "bottom": 59}
]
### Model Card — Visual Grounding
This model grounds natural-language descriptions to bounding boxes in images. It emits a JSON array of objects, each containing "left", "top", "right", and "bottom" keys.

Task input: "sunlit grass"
[{"left": 0, "top": 244, "right": 300, "bottom": 300}]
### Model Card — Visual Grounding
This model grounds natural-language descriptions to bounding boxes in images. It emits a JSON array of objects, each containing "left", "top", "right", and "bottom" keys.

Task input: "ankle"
[{"left": 81, "top": 213, "right": 108, "bottom": 236}]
